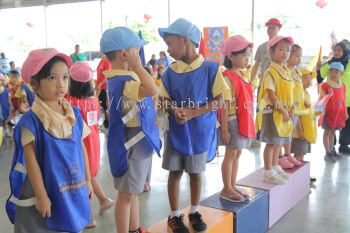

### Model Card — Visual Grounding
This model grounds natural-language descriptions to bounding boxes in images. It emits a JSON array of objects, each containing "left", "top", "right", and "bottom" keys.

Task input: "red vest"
[
  {"left": 65, "top": 95, "right": 101, "bottom": 177},
  {"left": 223, "top": 70, "right": 256, "bottom": 138},
  {"left": 321, "top": 82, "right": 347, "bottom": 129}
]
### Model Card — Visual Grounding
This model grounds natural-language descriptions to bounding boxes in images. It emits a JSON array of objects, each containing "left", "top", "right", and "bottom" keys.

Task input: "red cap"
[{"left": 265, "top": 18, "right": 282, "bottom": 28}]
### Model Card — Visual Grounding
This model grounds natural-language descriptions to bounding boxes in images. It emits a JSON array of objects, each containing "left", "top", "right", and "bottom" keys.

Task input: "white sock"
[
  {"left": 264, "top": 169, "right": 276, "bottom": 176},
  {"left": 169, "top": 210, "right": 181, "bottom": 218},
  {"left": 189, "top": 205, "right": 199, "bottom": 214},
  {"left": 272, "top": 165, "right": 282, "bottom": 172}
]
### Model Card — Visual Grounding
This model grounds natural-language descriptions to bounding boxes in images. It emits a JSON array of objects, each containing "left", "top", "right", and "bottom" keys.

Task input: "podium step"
[
  {"left": 237, "top": 162, "right": 310, "bottom": 227},
  {"left": 147, "top": 205, "right": 233, "bottom": 233},
  {"left": 200, "top": 186, "right": 269, "bottom": 233}
]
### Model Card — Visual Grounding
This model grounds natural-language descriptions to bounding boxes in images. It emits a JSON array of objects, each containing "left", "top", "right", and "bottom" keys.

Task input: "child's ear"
[
  {"left": 30, "top": 79, "right": 39, "bottom": 92},
  {"left": 121, "top": 50, "right": 127, "bottom": 60}
]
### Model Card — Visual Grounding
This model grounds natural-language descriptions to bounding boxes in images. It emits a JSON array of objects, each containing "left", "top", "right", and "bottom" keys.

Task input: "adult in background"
[
  {"left": 317, "top": 42, "right": 350, "bottom": 154},
  {"left": 0, "top": 52, "right": 10, "bottom": 74},
  {"left": 70, "top": 44, "right": 86, "bottom": 63},
  {"left": 251, "top": 18, "right": 282, "bottom": 82}
]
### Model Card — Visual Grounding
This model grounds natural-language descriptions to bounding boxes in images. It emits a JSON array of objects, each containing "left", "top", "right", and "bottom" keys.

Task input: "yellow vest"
[
  {"left": 291, "top": 69, "right": 309, "bottom": 116},
  {"left": 299, "top": 92, "right": 317, "bottom": 143},
  {"left": 258, "top": 65, "right": 294, "bottom": 137}
]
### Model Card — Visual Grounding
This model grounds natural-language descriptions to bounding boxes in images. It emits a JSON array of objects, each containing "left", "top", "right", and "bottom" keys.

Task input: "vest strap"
[
  {"left": 124, "top": 131, "right": 146, "bottom": 150},
  {"left": 122, "top": 106, "right": 140, "bottom": 124},
  {"left": 14, "top": 163, "right": 27, "bottom": 173},
  {"left": 9, "top": 196, "right": 36, "bottom": 207}
]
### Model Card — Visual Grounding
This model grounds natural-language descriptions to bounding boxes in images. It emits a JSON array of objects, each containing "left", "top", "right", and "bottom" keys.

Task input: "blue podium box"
[{"left": 200, "top": 185, "right": 269, "bottom": 233}]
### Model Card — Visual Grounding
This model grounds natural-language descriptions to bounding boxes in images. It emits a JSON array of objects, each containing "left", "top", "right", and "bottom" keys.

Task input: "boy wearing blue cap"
[
  {"left": 158, "top": 18, "right": 231, "bottom": 233},
  {"left": 100, "top": 27, "right": 162, "bottom": 233},
  {"left": 320, "top": 62, "right": 348, "bottom": 162}
]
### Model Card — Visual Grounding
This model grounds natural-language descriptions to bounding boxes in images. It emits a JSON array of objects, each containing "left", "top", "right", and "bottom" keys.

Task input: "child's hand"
[
  {"left": 35, "top": 195, "right": 51, "bottom": 218},
  {"left": 174, "top": 108, "right": 187, "bottom": 125},
  {"left": 282, "top": 109, "right": 290, "bottom": 122},
  {"left": 304, "top": 101, "right": 311, "bottom": 108},
  {"left": 222, "top": 129, "right": 231, "bottom": 146},
  {"left": 289, "top": 105, "right": 295, "bottom": 117},
  {"left": 125, "top": 48, "right": 142, "bottom": 70},
  {"left": 299, "top": 133, "right": 306, "bottom": 140},
  {"left": 87, "top": 180, "right": 93, "bottom": 199}
]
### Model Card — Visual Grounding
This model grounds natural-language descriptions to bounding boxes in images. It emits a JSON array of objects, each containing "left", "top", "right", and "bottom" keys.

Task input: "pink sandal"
[
  {"left": 235, "top": 188, "right": 250, "bottom": 199},
  {"left": 278, "top": 157, "right": 294, "bottom": 169},
  {"left": 220, "top": 191, "right": 246, "bottom": 203},
  {"left": 286, "top": 154, "right": 303, "bottom": 166}
]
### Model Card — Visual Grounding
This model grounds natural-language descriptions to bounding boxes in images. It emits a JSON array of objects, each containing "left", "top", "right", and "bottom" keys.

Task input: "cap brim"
[{"left": 158, "top": 28, "right": 181, "bottom": 38}]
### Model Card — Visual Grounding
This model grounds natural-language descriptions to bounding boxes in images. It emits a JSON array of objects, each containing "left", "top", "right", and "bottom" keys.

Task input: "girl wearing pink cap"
[
  {"left": 219, "top": 35, "right": 256, "bottom": 202},
  {"left": 6, "top": 48, "right": 92, "bottom": 233},
  {"left": 65, "top": 61, "right": 114, "bottom": 227},
  {"left": 257, "top": 36, "right": 295, "bottom": 185}
]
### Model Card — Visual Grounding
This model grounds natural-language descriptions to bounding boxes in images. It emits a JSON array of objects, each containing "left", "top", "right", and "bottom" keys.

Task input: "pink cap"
[
  {"left": 70, "top": 61, "right": 93, "bottom": 83},
  {"left": 221, "top": 35, "right": 253, "bottom": 56},
  {"left": 265, "top": 18, "right": 282, "bottom": 28},
  {"left": 267, "top": 36, "right": 294, "bottom": 51},
  {"left": 0, "top": 73, "right": 5, "bottom": 80},
  {"left": 21, "top": 48, "right": 72, "bottom": 83}
]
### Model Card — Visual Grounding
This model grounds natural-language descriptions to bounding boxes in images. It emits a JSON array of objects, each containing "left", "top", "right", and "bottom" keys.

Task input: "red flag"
[{"left": 199, "top": 35, "right": 205, "bottom": 57}]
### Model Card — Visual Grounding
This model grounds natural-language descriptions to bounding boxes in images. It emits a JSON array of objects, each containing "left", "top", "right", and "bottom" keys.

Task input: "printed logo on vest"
[{"left": 87, "top": 111, "right": 98, "bottom": 126}]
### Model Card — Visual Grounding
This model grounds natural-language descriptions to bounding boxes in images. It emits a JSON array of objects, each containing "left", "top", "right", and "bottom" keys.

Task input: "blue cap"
[
  {"left": 9, "top": 68, "right": 20, "bottom": 75},
  {"left": 100, "top": 27, "right": 148, "bottom": 53},
  {"left": 158, "top": 18, "right": 201, "bottom": 47},
  {"left": 329, "top": 62, "right": 344, "bottom": 72}
]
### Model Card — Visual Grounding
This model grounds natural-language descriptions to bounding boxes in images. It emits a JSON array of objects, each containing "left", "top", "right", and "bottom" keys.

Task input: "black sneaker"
[
  {"left": 188, "top": 212, "right": 207, "bottom": 232},
  {"left": 167, "top": 214, "right": 190, "bottom": 233},
  {"left": 7, "top": 121, "right": 15, "bottom": 127},
  {"left": 310, "top": 177, "right": 317, "bottom": 184},
  {"left": 339, "top": 144, "right": 350, "bottom": 154}
]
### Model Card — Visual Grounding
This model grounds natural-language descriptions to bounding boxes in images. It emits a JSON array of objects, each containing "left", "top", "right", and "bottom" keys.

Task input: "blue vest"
[
  {"left": 0, "top": 88, "right": 10, "bottom": 120},
  {"left": 107, "top": 75, "right": 162, "bottom": 177},
  {"left": 6, "top": 107, "right": 90, "bottom": 232},
  {"left": 162, "top": 61, "right": 218, "bottom": 161},
  {"left": 21, "top": 84, "right": 35, "bottom": 107}
]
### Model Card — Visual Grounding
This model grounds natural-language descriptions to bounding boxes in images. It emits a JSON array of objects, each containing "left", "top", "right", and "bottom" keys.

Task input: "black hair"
[
  {"left": 69, "top": 78, "right": 94, "bottom": 98},
  {"left": 105, "top": 51, "right": 117, "bottom": 62},
  {"left": 160, "top": 51, "right": 167, "bottom": 57},
  {"left": 143, "top": 65, "right": 152, "bottom": 75},
  {"left": 31, "top": 56, "right": 68, "bottom": 90},
  {"left": 291, "top": 44, "right": 302, "bottom": 55},
  {"left": 9, "top": 61, "right": 15, "bottom": 65},
  {"left": 9, "top": 69, "right": 20, "bottom": 75},
  {"left": 223, "top": 47, "right": 249, "bottom": 69}
]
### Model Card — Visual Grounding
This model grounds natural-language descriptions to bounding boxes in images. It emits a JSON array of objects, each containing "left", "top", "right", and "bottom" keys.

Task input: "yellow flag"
[{"left": 307, "top": 46, "right": 322, "bottom": 70}]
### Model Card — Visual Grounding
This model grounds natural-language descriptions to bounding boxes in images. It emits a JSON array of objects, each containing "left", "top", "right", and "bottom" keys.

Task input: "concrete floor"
[{"left": 0, "top": 129, "right": 349, "bottom": 233}]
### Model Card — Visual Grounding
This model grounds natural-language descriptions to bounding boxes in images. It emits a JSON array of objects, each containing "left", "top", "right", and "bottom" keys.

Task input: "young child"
[
  {"left": 219, "top": 35, "right": 255, "bottom": 202},
  {"left": 158, "top": 18, "right": 230, "bottom": 233},
  {"left": 65, "top": 61, "right": 114, "bottom": 227},
  {"left": 6, "top": 48, "right": 92, "bottom": 232},
  {"left": 258, "top": 36, "right": 295, "bottom": 185},
  {"left": 320, "top": 62, "right": 348, "bottom": 162},
  {"left": 0, "top": 73, "right": 11, "bottom": 137},
  {"left": 281, "top": 44, "right": 305, "bottom": 167},
  {"left": 14, "top": 68, "right": 35, "bottom": 113},
  {"left": 100, "top": 27, "right": 161, "bottom": 233}
]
